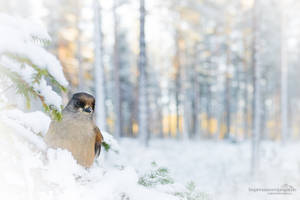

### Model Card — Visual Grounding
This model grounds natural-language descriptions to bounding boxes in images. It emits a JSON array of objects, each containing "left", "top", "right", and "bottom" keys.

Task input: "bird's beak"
[{"left": 84, "top": 106, "right": 92, "bottom": 113}]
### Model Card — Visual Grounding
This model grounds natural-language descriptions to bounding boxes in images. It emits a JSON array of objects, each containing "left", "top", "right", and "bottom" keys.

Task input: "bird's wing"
[{"left": 94, "top": 126, "right": 103, "bottom": 158}]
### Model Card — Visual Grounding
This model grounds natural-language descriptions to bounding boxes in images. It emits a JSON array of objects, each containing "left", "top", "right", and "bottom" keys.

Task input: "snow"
[
  {"left": 0, "top": 109, "right": 48, "bottom": 150},
  {"left": 0, "top": 109, "right": 50, "bottom": 135},
  {"left": 102, "top": 130, "right": 120, "bottom": 152},
  {"left": 0, "top": 14, "right": 50, "bottom": 42},
  {"left": 0, "top": 117, "right": 179, "bottom": 200},
  {"left": 0, "top": 102, "right": 300, "bottom": 200},
  {"left": 0, "top": 13, "right": 68, "bottom": 87},
  {"left": 0, "top": 14, "right": 69, "bottom": 112},
  {"left": 2, "top": 110, "right": 300, "bottom": 200},
  {"left": 0, "top": 12, "right": 299, "bottom": 200},
  {"left": 0, "top": 57, "right": 63, "bottom": 110},
  {"left": 0, "top": 106, "right": 178, "bottom": 200},
  {"left": 108, "top": 139, "right": 300, "bottom": 200}
]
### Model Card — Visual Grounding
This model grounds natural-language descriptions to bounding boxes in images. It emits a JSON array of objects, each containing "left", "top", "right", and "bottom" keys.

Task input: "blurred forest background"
[{"left": 1, "top": 0, "right": 300, "bottom": 149}]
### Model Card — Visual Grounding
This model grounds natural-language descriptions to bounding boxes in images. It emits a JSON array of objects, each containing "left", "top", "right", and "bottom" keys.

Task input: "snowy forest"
[{"left": 1, "top": 0, "right": 300, "bottom": 199}]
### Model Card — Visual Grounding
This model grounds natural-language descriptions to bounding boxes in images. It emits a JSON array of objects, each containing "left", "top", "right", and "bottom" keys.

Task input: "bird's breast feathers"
[{"left": 45, "top": 114, "right": 97, "bottom": 167}]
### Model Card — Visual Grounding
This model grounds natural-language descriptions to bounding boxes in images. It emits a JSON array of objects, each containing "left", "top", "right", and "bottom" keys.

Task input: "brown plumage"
[{"left": 44, "top": 92, "right": 103, "bottom": 167}]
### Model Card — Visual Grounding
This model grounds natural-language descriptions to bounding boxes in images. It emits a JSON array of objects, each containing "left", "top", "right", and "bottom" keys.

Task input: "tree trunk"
[
  {"left": 157, "top": 99, "right": 163, "bottom": 137},
  {"left": 138, "top": 0, "right": 149, "bottom": 145},
  {"left": 251, "top": 0, "right": 261, "bottom": 176},
  {"left": 113, "top": 0, "right": 122, "bottom": 138},
  {"left": 242, "top": 36, "right": 249, "bottom": 139},
  {"left": 174, "top": 31, "right": 181, "bottom": 139},
  {"left": 93, "top": 0, "right": 106, "bottom": 131},
  {"left": 280, "top": 6, "right": 288, "bottom": 144},
  {"left": 191, "top": 59, "right": 200, "bottom": 138},
  {"left": 76, "top": 0, "right": 84, "bottom": 91},
  {"left": 181, "top": 48, "right": 189, "bottom": 140},
  {"left": 224, "top": 46, "right": 231, "bottom": 139},
  {"left": 206, "top": 80, "right": 212, "bottom": 137},
  {"left": 234, "top": 66, "right": 241, "bottom": 141},
  {"left": 168, "top": 94, "right": 172, "bottom": 137}
]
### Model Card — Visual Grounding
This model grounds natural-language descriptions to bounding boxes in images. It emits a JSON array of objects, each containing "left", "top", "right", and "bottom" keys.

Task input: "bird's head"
[{"left": 65, "top": 92, "right": 95, "bottom": 115}]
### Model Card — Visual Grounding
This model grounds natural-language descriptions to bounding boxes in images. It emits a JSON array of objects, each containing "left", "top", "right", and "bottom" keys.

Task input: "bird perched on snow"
[{"left": 44, "top": 92, "right": 103, "bottom": 167}]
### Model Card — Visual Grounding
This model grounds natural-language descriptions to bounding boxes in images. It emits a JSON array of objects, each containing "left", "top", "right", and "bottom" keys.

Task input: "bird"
[{"left": 44, "top": 92, "right": 103, "bottom": 167}]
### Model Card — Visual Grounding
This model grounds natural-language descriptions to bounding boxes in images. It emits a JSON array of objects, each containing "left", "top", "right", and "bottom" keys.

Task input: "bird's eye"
[{"left": 75, "top": 101, "right": 84, "bottom": 108}]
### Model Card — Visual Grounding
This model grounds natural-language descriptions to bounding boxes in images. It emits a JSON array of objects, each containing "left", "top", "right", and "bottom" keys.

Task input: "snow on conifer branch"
[{"left": 0, "top": 14, "right": 68, "bottom": 120}]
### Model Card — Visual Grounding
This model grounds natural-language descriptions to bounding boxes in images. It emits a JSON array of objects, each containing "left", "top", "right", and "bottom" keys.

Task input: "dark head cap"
[{"left": 65, "top": 92, "right": 95, "bottom": 114}]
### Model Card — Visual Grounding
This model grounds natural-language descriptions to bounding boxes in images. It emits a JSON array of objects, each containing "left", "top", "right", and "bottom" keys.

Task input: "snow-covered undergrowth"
[
  {"left": 3, "top": 117, "right": 300, "bottom": 200},
  {"left": 0, "top": 111, "right": 188, "bottom": 200},
  {"left": 112, "top": 139, "right": 300, "bottom": 200},
  {"left": 2, "top": 108, "right": 300, "bottom": 200}
]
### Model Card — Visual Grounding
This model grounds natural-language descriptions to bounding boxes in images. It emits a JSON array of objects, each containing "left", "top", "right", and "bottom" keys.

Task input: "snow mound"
[
  {"left": 0, "top": 109, "right": 51, "bottom": 135},
  {"left": 0, "top": 110, "right": 179, "bottom": 200}
]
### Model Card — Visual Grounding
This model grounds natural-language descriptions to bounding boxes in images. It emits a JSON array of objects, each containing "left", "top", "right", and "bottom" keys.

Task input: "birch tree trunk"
[
  {"left": 76, "top": 0, "right": 84, "bottom": 91},
  {"left": 174, "top": 31, "right": 181, "bottom": 139},
  {"left": 280, "top": 5, "right": 288, "bottom": 144},
  {"left": 192, "top": 46, "right": 200, "bottom": 138},
  {"left": 224, "top": 43, "right": 231, "bottom": 139},
  {"left": 181, "top": 47, "right": 189, "bottom": 140},
  {"left": 251, "top": 0, "right": 261, "bottom": 176},
  {"left": 206, "top": 53, "right": 212, "bottom": 138},
  {"left": 93, "top": 0, "right": 106, "bottom": 131},
  {"left": 113, "top": 0, "right": 122, "bottom": 138},
  {"left": 138, "top": 0, "right": 149, "bottom": 145},
  {"left": 242, "top": 35, "right": 249, "bottom": 139}
]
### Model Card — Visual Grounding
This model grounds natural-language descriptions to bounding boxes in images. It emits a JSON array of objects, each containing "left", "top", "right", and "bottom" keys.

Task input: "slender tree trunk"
[
  {"left": 251, "top": 0, "right": 261, "bottom": 176},
  {"left": 243, "top": 77, "right": 249, "bottom": 139},
  {"left": 175, "top": 77, "right": 180, "bottom": 137},
  {"left": 224, "top": 46, "right": 231, "bottom": 139},
  {"left": 157, "top": 99, "right": 163, "bottom": 137},
  {"left": 93, "top": 0, "right": 106, "bottom": 131},
  {"left": 181, "top": 44, "right": 189, "bottom": 140},
  {"left": 206, "top": 80, "right": 212, "bottom": 137},
  {"left": 216, "top": 87, "right": 223, "bottom": 140},
  {"left": 76, "top": 0, "right": 84, "bottom": 91},
  {"left": 224, "top": 75, "right": 231, "bottom": 139},
  {"left": 260, "top": 86, "right": 266, "bottom": 140},
  {"left": 242, "top": 36, "right": 249, "bottom": 139},
  {"left": 191, "top": 85, "right": 196, "bottom": 138},
  {"left": 131, "top": 87, "right": 139, "bottom": 137},
  {"left": 128, "top": 99, "right": 135, "bottom": 137},
  {"left": 280, "top": 6, "right": 288, "bottom": 144},
  {"left": 174, "top": 31, "right": 181, "bottom": 139},
  {"left": 234, "top": 66, "right": 241, "bottom": 140},
  {"left": 138, "top": 0, "right": 149, "bottom": 145},
  {"left": 191, "top": 65, "right": 200, "bottom": 138},
  {"left": 113, "top": 0, "right": 122, "bottom": 138},
  {"left": 168, "top": 96, "right": 172, "bottom": 137},
  {"left": 206, "top": 48, "right": 213, "bottom": 138},
  {"left": 155, "top": 87, "right": 163, "bottom": 137}
]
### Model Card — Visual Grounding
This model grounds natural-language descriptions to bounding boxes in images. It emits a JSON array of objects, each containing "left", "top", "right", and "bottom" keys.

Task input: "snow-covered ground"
[
  {"left": 0, "top": 118, "right": 177, "bottom": 200},
  {"left": 108, "top": 139, "right": 300, "bottom": 200},
  {"left": 2, "top": 113, "right": 300, "bottom": 200}
]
